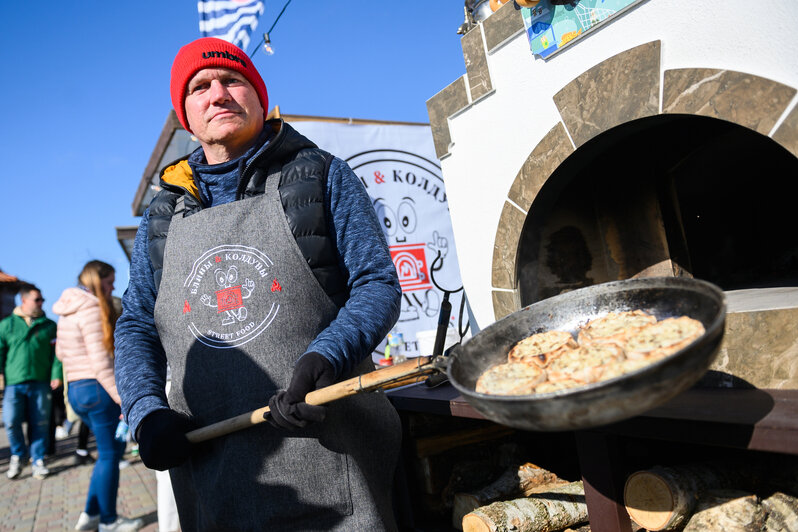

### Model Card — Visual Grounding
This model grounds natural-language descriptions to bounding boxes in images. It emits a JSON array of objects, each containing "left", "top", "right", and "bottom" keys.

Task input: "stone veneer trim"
[
  {"left": 710, "top": 308, "right": 798, "bottom": 389},
  {"left": 507, "top": 122, "right": 575, "bottom": 211},
  {"left": 462, "top": 24, "right": 493, "bottom": 102},
  {"left": 663, "top": 68, "right": 798, "bottom": 136},
  {"left": 483, "top": 1, "right": 526, "bottom": 52},
  {"left": 772, "top": 104, "right": 798, "bottom": 159},
  {"left": 426, "top": 76, "right": 469, "bottom": 159},
  {"left": 492, "top": 201, "right": 527, "bottom": 289},
  {"left": 553, "top": 40, "right": 661, "bottom": 148},
  {"left": 491, "top": 290, "right": 518, "bottom": 321}
]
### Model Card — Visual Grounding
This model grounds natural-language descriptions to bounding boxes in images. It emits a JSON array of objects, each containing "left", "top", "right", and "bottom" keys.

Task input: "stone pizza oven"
[{"left": 426, "top": 0, "right": 798, "bottom": 390}]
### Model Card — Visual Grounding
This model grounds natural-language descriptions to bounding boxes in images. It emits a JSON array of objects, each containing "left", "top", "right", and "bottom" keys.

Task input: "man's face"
[
  {"left": 184, "top": 67, "right": 264, "bottom": 155},
  {"left": 20, "top": 290, "right": 44, "bottom": 315}
]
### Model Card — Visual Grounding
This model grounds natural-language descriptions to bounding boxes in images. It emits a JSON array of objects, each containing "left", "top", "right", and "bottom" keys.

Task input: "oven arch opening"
[{"left": 516, "top": 114, "right": 798, "bottom": 307}]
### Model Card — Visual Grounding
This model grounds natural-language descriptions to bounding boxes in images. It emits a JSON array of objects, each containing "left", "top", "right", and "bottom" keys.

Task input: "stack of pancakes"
[{"left": 475, "top": 311, "right": 704, "bottom": 396}]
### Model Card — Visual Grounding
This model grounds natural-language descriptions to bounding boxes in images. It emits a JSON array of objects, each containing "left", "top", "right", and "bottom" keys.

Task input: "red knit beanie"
[{"left": 170, "top": 37, "right": 269, "bottom": 133}]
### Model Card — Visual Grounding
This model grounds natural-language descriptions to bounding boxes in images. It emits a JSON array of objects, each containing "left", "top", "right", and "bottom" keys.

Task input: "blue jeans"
[
  {"left": 2, "top": 381, "right": 52, "bottom": 462},
  {"left": 68, "top": 379, "right": 126, "bottom": 524}
]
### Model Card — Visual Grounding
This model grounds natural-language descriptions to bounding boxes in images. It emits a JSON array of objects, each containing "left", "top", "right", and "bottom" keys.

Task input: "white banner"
[{"left": 290, "top": 119, "right": 467, "bottom": 362}]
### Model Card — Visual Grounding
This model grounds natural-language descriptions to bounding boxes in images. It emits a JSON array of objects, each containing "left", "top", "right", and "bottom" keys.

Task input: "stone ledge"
[{"left": 492, "top": 289, "right": 518, "bottom": 321}]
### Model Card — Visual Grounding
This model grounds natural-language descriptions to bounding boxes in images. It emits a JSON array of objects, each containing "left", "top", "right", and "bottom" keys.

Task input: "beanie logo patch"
[{"left": 202, "top": 50, "right": 248, "bottom": 69}]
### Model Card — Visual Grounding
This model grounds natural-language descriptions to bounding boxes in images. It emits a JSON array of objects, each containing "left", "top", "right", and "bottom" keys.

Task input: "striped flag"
[{"left": 198, "top": 0, "right": 265, "bottom": 51}]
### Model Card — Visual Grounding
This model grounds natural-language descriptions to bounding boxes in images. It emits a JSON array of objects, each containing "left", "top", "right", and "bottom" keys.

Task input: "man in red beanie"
[
  {"left": 115, "top": 37, "right": 403, "bottom": 531},
  {"left": 168, "top": 37, "right": 269, "bottom": 163}
]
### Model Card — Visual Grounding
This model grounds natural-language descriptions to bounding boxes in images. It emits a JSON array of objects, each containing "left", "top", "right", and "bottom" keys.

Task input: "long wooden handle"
[{"left": 185, "top": 356, "right": 433, "bottom": 443}]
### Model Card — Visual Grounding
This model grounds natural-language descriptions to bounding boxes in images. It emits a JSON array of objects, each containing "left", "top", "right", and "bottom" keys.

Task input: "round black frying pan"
[{"left": 447, "top": 277, "right": 726, "bottom": 431}]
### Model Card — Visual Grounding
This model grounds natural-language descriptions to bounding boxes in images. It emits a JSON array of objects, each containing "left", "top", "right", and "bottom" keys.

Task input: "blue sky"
[{"left": 0, "top": 1, "right": 467, "bottom": 315}]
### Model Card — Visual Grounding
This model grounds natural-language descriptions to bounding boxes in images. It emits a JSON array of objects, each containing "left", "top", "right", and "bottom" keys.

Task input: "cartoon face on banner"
[{"left": 346, "top": 149, "right": 465, "bottom": 359}]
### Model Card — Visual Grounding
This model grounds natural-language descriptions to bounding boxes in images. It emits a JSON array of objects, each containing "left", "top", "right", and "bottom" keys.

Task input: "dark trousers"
[
  {"left": 77, "top": 420, "right": 90, "bottom": 450},
  {"left": 47, "top": 385, "right": 66, "bottom": 455}
]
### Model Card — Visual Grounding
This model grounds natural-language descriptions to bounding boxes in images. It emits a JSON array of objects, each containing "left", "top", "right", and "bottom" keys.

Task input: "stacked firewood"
[
  {"left": 454, "top": 462, "right": 588, "bottom": 532},
  {"left": 452, "top": 459, "right": 798, "bottom": 532},
  {"left": 624, "top": 462, "right": 798, "bottom": 531}
]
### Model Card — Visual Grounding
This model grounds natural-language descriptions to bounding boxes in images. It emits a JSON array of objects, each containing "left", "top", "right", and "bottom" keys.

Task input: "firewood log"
[
  {"left": 462, "top": 481, "right": 586, "bottom": 532},
  {"left": 682, "top": 490, "right": 765, "bottom": 531},
  {"left": 624, "top": 462, "right": 765, "bottom": 531},
  {"left": 762, "top": 491, "right": 798, "bottom": 532},
  {"left": 519, "top": 463, "right": 571, "bottom": 496},
  {"left": 452, "top": 463, "right": 568, "bottom": 529}
]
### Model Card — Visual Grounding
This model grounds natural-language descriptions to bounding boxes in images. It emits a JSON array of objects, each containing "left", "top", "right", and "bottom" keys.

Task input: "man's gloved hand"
[
  {"left": 267, "top": 352, "right": 336, "bottom": 430},
  {"left": 136, "top": 409, "right": 194, "bottom": 471}
]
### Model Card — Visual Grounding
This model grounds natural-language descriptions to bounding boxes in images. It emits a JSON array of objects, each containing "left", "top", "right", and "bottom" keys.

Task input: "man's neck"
[
  {"left": 14, "top": 306, "right": 43, "bottom": 325},
  {"left": 200, "top": 122, "right": 266, "bottom": 165},
  {"left": 201, "top": 142, "right": 253, "bottom": 165}
]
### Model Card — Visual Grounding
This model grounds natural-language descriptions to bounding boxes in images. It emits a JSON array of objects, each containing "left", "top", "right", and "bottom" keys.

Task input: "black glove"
[
  {"left": 136, "top": 409, "right": 194, "bottom": 471},
  {"left": 267, "top": 352, "right": 336, "bottom": 430}
]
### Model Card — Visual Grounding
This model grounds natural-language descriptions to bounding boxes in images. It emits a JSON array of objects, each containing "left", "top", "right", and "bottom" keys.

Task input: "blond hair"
[{"left": 78, "top": 260, "right": 117, "bottom": 353}]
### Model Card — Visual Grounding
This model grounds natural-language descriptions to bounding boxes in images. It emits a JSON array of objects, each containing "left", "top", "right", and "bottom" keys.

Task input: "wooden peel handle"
[{"left": 185, "top": 356, "right": 432, "bottom": 443}]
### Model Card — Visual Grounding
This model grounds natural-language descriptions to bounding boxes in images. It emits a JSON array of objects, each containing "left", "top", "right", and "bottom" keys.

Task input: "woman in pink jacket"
[{"left": 53, "top": 260, "right": 142, "bottom": 532}]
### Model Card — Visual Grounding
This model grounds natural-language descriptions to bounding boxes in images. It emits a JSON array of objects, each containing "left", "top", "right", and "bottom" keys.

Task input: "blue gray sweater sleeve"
[
  {"left": 305, "top": 157, "right": 402, "bottom": 375},
  {"left": 114, "top": 211, "right": 170, "bottom": 434}
]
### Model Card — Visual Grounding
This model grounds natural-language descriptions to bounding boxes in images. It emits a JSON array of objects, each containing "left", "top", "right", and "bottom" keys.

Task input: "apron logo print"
[
  {"left": 216, "top": 286, "right": 244, "bottom": 312},
  {"left": 200, "top": 265, "right": 254, "bottom": 326},
  {"left": 184, "top": 245, "right": 278, "bottom": 349}
]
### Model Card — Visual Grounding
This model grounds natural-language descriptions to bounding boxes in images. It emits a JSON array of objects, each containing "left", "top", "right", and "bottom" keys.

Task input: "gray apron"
[{"left": 153, "top": 174, "right": 401, "bottom": 532}]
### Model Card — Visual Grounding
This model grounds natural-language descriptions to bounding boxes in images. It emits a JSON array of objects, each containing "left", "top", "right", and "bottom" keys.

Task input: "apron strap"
[{"left": 265, "top": 162, "right": 282, "bottom": 194}]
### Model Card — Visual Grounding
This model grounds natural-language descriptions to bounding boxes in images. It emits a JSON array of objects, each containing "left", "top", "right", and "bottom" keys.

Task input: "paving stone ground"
[{"left": 0, "top": 395, "right": 161, "bottom": 532}]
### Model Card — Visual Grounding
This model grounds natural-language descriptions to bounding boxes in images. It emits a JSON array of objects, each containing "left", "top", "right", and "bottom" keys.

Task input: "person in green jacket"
[{"left": 0, "top": 283, "right": 61, "bottom": 480}]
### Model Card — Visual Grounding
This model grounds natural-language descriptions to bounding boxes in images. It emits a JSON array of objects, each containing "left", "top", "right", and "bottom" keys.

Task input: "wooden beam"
[{"left": 575, "top": 431, "right": 633, "bottom": 532}]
